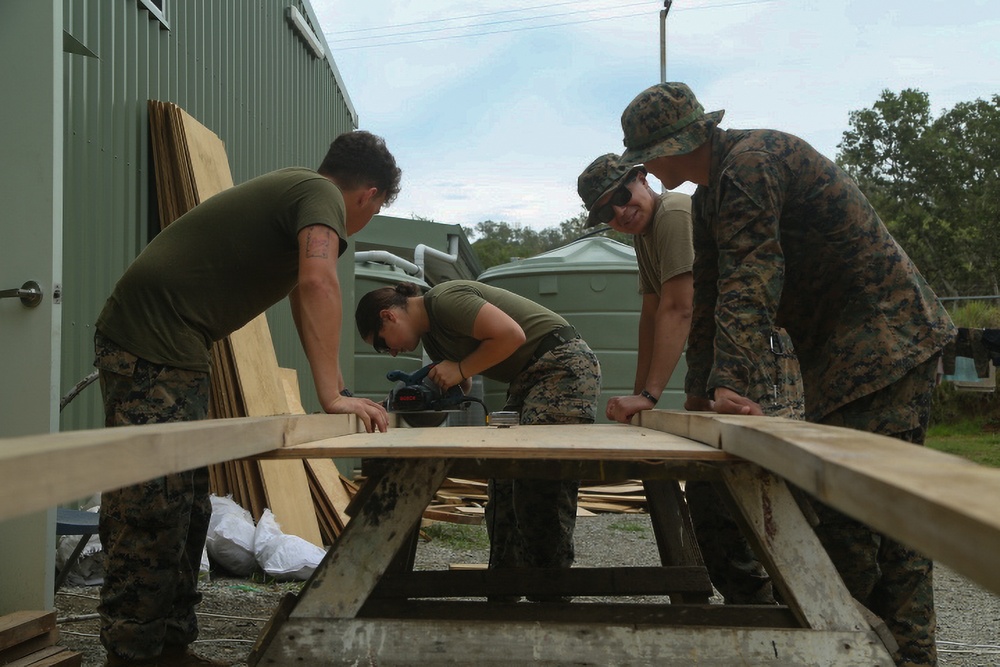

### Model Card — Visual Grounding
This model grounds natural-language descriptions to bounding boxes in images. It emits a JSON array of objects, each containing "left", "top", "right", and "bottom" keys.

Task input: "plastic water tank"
[{"left": 477, "top": 236, "right": 687, "bottom": 421}]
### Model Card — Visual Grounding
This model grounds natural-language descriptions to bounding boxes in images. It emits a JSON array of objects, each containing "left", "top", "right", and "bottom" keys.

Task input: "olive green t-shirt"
[
  {"left": 96, "top": 167, "right": 348, "bottom": 372},
  {"left": 421, "top": 281, "right": 569, "bottom": 384},
  {"left": 635, "top": 191, "right": 694, "bottom": 295}
]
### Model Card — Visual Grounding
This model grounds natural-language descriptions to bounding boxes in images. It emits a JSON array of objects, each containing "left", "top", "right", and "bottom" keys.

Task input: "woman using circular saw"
[{"left": 356, "top": 280, "right": 601, "bottom": 600}]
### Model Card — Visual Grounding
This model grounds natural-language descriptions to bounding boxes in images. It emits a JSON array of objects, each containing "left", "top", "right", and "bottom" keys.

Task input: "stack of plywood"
[
  {"left": 0, "top": 611, "right": 81, "bottom": 666},
  {"left": 147, "top": 101, "right": 351, "bottom": 547}
]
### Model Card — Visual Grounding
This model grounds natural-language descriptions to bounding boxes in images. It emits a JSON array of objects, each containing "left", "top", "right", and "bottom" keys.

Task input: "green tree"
[
  {"left": 463, "top": 212, "right": 634, "bottom": 270},
  {"left": 838, "top": 89, "right": 1000, "bottom": 295}
]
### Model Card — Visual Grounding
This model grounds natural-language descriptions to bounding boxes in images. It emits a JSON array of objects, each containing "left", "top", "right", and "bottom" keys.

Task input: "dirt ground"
[{"left": 54, "top": 513, "right": 1000, "bottom": 666}]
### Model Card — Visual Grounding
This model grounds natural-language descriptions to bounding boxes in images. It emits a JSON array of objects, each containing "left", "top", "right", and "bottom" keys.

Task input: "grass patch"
[
  {"left": 926, "top": 418, "right": 1000, "bottom": 467},
  {"left": 423, "top": 522, "right": 490, "bottom": 550},
  {"left": 608, "top": 519, "right": 650, "bottom": 535}
]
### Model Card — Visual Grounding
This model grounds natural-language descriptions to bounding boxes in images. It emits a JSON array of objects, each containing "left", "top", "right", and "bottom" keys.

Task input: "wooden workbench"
[{"left": 247, "top": 424, "right": 894, "bottom": 666}]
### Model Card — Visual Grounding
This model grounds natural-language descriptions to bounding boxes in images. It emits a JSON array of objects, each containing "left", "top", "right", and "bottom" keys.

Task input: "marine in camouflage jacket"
[{"left": 684, "top": 127, "right": 956, "bottom": 422}]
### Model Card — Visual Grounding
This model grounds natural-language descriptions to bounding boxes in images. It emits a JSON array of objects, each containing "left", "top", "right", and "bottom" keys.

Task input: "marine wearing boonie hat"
[
  {"left": 620, "top": 82, "right": 725, "bottom": 164},
  {"left": 576, "top": 153, "right": 645, "bottom": 228}
]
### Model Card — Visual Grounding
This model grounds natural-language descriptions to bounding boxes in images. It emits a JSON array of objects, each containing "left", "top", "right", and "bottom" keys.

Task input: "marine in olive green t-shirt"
[
  {"left": 96, "top": 167, "right": 348, "bottom": 372},
  {"left": 419, "top": 280, "right": 569, "bottom": 384},
  {"left": 634, "top": 191, "right": 694, "bottom": 296}
]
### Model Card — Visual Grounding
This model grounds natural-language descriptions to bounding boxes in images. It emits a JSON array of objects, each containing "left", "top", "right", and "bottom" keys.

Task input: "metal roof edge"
[{"left": 301, "top": 0, "right": 358, "bottom": 127}]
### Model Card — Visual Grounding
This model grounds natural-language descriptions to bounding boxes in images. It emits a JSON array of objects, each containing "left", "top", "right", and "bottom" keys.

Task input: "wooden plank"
[
  {"left": 0, "top": 611, "right": 54, "bottom": 651},
  {"left": 643, "top": 479, "right": 708, "bottom": 603},
  {"left": 177, "top": 106, "right": 234, "bottom": 201},
  {"left": 0, "top": 414, "right": 358, "bottom": 522},
  {"left": 5, "top": 646, "right": 81, "bottom": 667},
  {"left": 267, "top": 424, "right": 734, "bottom": 461},
  {"left": 278, "top": 368, "right": 306, "bottom": 416},
  {"left": 638, "top": 409, "right": 1000, "bottom": 595},
  {"left": 254, "top": 618, "right": 893, "bottom": 666},
  {"left": 719, "top": 465, "right": 870, "bottom": 633},
  {"left": 0, "top": 629, "right": 59, "bottom": 664},
  {"left": 357, "top": 599, "right": 799, "bottom": 628},
  {"left": 259, "top": 459, "right": 323, "bottom": 546},
  {"left": 369, "top": 566, "right": 713, "bottom": 599},
  {"left": 288, "top": 459, "right": 452, "bottom": 619},
  {"left": 305, "top": 459, "right": 352, "bottom": 529},
  {"left": 228, "top": 316, "right": 288, "bottom": 417}
]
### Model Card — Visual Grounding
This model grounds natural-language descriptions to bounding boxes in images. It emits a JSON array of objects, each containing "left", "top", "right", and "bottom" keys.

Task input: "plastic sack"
[
  {"left": 253, "top": 509, "right": 327, "bottom": 581},
  {"left": 56, "top": 507, "right": 104, "bottom": 587},
  {"left": 205, "top": 494, "right": 257, "bottom": 576}
]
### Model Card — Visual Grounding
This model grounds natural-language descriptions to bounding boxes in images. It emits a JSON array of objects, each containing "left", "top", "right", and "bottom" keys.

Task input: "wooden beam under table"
[{"left": 255, "top": 618, "right": 892, "bottom": 666}]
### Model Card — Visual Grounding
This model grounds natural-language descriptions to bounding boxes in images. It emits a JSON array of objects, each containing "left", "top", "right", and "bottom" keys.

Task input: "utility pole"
[{"left": 659, "top": 0, "right": 673, "bottom": 83}]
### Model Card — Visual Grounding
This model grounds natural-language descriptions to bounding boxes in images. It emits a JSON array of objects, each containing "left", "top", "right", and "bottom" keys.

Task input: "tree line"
[{"left": 460, "top": 89, "right": 999, "bottom": 298}]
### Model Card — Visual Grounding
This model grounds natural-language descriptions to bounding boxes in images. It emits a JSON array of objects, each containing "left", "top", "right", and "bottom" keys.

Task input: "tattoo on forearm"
[{"left": 305, "top": 228, "right": 332, "bottom": 259}]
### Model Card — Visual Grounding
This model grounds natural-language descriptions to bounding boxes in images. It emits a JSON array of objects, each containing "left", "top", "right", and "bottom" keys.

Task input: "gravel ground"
[{"left": 55, "top": 513, "right": 1000, "bottom": 666}]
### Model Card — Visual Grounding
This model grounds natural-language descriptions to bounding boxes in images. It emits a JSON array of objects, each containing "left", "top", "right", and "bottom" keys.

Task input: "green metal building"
[{"left": 54, "top": 1, "right": 360, "bottom": 429}]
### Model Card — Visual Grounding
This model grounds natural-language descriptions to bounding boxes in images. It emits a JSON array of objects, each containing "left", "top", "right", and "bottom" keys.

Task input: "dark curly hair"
[
  {"left": 355, "top": 282, "right": 423, "bottom": 341},
  {"left": 318, "top": 130, "right": 402, "bottom": 206}
]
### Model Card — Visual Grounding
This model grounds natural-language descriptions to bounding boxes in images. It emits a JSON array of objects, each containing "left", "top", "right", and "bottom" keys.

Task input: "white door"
[{"left": 0, "top": 0, "right": 63, "bottom": 612}]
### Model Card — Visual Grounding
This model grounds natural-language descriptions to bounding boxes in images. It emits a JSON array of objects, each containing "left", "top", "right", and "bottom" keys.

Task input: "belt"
[{"left": 529, "top": 325, "right": 579, "bottom": 364}]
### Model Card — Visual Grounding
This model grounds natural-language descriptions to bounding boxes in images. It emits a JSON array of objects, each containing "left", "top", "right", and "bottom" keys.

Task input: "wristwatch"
[{"left": 640, "top": 389, "right": 659, "bottom": 406}]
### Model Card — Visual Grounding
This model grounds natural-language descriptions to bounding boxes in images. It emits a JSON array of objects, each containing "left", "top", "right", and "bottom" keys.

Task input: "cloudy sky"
[{"left": 310, "top": 0, "right": 999, "bottom": 231}]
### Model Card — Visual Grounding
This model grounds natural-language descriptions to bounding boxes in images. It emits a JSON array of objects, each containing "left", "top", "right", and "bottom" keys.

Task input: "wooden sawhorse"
[{"left": 248, "top": 424, "right": 893, "bottom": 666}]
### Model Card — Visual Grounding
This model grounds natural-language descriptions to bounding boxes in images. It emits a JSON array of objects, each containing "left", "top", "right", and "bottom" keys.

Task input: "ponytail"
[{"left": 355, "top": 281, "right": 423, "bottom": 340}]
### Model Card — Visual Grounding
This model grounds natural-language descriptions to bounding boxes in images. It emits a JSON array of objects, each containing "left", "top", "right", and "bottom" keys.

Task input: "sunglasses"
[
  {"left": 594, "top": 171, "right": 640, "bottom": 225},
  {"left": 373, "top": 333, "right": 390, "bottom": 354}
]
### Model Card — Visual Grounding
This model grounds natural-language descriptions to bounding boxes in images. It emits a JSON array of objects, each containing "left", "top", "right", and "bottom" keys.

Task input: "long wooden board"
[
  {"left": 268, "top": 424, "right": 733, "bottom": 461},
  {"left": 0, "top": 414, "right": 357, "bottom": 522},
  {"left": 637, "top": 409, "right": 1000, "bottom": 595}
]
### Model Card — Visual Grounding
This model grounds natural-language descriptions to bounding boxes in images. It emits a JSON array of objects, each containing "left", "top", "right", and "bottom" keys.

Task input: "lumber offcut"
[{"left": 0, "top": 611, "right": 81, "bottom": 666}]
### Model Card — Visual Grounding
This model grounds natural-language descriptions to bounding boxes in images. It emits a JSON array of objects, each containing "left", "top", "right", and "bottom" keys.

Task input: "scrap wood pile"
[
  {"left": 425, "top": 478, "right": 648, "bottom": 524},
  {"left": 0, "top": 611, "right": 81, "bottom": 666},
  {"left": 147, "top": 100, "right": 650, "bottom": 551}
]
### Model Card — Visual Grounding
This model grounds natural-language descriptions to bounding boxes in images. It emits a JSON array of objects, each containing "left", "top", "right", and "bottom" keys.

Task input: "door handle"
[{"left": 0, "top": 280, "right": 43, "bottom": 308}]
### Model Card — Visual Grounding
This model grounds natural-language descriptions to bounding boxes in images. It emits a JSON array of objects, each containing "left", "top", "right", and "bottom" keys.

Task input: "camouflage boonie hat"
[
  {"left": 620, "top": 82, "right": 725, "bottom": 164},
  {"left": 577, "top": 154, "right": 645, "bottom": 227}
]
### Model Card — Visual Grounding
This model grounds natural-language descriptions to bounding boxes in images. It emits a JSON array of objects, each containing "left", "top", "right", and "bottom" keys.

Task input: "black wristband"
[
  {"left": 340, "top": 389, "right": 354, "bottom": 397},
  {"left": 640, "top": 389, "right": 659, "bottom": 406}
]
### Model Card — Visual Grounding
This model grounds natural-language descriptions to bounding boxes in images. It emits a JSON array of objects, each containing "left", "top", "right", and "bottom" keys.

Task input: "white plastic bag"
[
  {"left": 205, "top": 494, "right": 257, "bottom": 576},
  {"left": 253, "top": 509, "right": 326, "bottom": 581},
  {"left": 56, "top": 507, "right": 104, "bottom": 587}
]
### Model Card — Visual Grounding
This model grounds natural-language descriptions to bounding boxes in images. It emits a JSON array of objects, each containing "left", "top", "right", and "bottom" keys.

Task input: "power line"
[
  {"left": 331, "top": 0, "right": 598, "bottom": 35},
  {"left": 330, "top": 10, "right": 652, "bottom": 51},
  {"left": 327, "top": 1, "right": 652, "bottom": 44},
  {"left": 324, "top": 0, "right": 774, "bottom": 51}
]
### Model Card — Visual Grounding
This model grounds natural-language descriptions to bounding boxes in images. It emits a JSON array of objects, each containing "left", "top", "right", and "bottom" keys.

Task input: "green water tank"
[
  {"left": 352, "top": 260, "right": 428, "bottom": 403},
  {"left": 477, "top": 236, "right": 687, "bottom": 422}
]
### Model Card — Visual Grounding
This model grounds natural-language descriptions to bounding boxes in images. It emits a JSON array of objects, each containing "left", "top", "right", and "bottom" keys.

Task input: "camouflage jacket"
[{"left": 684, "top": 128, "right": 956, "bottom": 421}]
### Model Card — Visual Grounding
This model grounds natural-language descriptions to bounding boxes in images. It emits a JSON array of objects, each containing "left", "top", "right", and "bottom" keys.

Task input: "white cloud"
[{"left": 311, "top": 0, "right": 1000, "bottom": 229}]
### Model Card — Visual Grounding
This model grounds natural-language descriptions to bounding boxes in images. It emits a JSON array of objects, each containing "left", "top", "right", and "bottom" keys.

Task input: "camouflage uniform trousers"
[
  {"left": 685, "top": 328, "right": 804, "bottom": 604},
  {"left": 93, "top": 331, "right": 211, "bottom": 662},
  {"left": 814, "top": 355, "right": 940, "bottom": 667},
  {"left": 486, "top": 337, "right": 601, "bottom": 576}
]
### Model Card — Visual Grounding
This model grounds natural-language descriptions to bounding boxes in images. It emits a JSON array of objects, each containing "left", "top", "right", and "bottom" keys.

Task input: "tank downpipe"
[
  {"left": 414, "top": 235, "right": 460, "bottom": 281},
  {"left": 355, "top": 251, "right": 421, "bottom": 277}
]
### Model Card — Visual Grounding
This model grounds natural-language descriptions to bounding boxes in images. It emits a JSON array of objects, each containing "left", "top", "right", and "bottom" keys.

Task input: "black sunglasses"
[{"left": 594, "top": 171, "right": 641, "bottom": 225}]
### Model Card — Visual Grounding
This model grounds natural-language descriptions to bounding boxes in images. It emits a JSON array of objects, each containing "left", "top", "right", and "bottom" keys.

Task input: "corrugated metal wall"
[{"left": 60, "top": 0, "right": 358, "bottom": 430}]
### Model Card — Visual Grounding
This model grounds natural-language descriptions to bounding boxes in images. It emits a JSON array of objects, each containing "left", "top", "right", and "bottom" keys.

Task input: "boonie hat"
[
  {"left": 620, "top": 82, "right": 725, "bottom": 164},
  {"left": 577, "top": 153, "right": 645, "bottom": 227}
]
